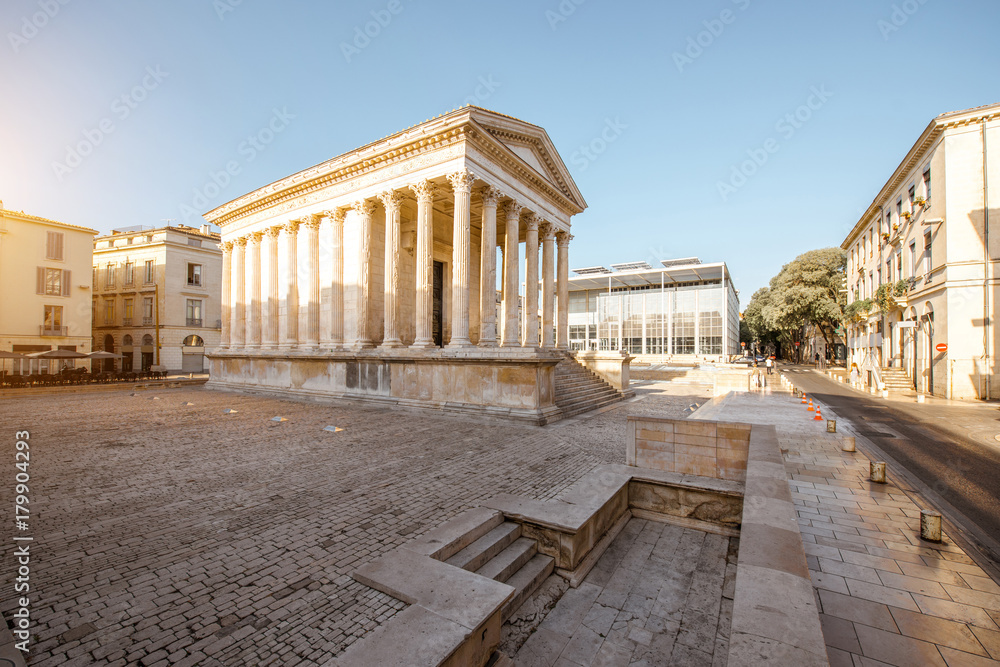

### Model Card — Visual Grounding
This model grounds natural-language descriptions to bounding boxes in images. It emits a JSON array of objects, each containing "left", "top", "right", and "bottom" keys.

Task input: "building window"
[
  {"left": 924, "top": 231, "right": 932, "bottom": 275},
  {"left": 105, "top": 263, "right": 116, "bottom": 288},
  {"left": 144, "top": 260, "right": 155, "bottom": 284},
  {"left": 923, "top": 167, "right": 931, "bottom": 201},
  {"left": 124, "top": 261, "right": 134, "bottom": 285},
  {"left": 123, "top": 298, "right": 134, "bottom": 326},
  {"left": 43, "top": 305, "right": 63, "bottom": 334},
  {"left": 908, "top": 185, "right": 915, "bottom": 212},
  {"left": 187, "top": 263, "right": 202, "bottom": 287},
  {"left": 93, "top": 266, "right": 98, "bottom": 288},
  {"left": 186, "top": 299, "right": 203, "bottom": 327},
  {"left": 896, "top": 251, "right": 902, "bottom": 281},
  {"left": 103, "top": 299, "right": 115, "bottom": 325},
  {"left": 188, "top": 238, "right": 202, "bottom": 248},
  {"left": 909, "top": 241, "right": 917, "bottom": 277},
  {"left": 142, "top": 297, "right": 154, "bottom": 325},
  {"left": 877, "top": 267, "right": 882, "bottom": 287},
  {"left": 885, "top": 259, "right": 891, "bottom": 284},
  {"left": 886, "top": 210, "right": 892, "bottom": 231},
  {"left": 46, "top": 231, "right": 64, "bottom": 260}
]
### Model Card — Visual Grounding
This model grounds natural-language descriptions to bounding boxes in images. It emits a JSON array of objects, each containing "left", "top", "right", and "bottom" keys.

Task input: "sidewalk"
[{"left": 694, "top": 385, "right": 1000, "bottom": 666}]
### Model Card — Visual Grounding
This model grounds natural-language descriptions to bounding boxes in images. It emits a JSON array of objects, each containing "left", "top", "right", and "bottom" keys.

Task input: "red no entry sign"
[{"left": 935, "top": 343, "right": 948, "bottom": 352}]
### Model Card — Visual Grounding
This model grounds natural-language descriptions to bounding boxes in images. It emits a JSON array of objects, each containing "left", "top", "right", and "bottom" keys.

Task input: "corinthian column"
[
  {"left": 557, "top": 231, "right": 572, "bottom": 349},
  {"left": 249, "top": 231, "right": 263, "bottom": 348},
  {"left": 265, "top": 226, "right": 281, "bottom": 348},
  {"left": 523, "top": 214, "right": 541, "bottom": 348},
  {"left": 410, "top": 180, "right": 436, "bottom": 349},
  {"left": 540, "top": 223, "right": 556, "bottom": 349},
  {"left": 282, "top": 220, "right": 300, "bottom": 349},
  {"left": 447, "top": 169, "right": 476, "bottom": 347},
  {"left": 220, "top": 242, "right": 232, "bottom": 348},
  {"left": 377, "top": 191, "right": 404, "bottom": 348},
  {"left": 501, "top": 201, "right": 522, "bottom": 347},
  {"left": 479, "top": 186, "right": 501, "bottom": 347},
  {"left": 353, "top": 199, "right": 376, "bottom": 349},
  {"left": 327, "top": 209, "right": 345, "bottom": 349},
  {"left": 305, "top": 215, "right": 322, "bottom": 349},
  {"left": 232, "top": 237, "right": 246, "bottom": 348}
]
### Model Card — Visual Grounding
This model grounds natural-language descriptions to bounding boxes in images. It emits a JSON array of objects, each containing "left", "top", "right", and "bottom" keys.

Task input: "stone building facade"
[
  {"left": 92, "top": 224, "right": 222, "bottom": 373},
  {"left": 205, "top": 107, "right": 588, "bottom": 423},
  {"left": 843, "top": 102, "right": 1000, "bottom": 398}
]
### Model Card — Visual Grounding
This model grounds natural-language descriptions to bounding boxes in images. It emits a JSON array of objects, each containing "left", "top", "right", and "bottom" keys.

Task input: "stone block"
[{"left": 674, "top": 420, "right": 718, "bottom": 437}]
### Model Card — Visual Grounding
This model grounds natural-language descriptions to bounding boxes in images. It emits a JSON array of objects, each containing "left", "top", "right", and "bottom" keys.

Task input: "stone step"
[
  {"left": 500, "top": 553, "right": 555, "bottom": 621},
  {"left": 556, "top": 384, "right": 618, "bottom": 401},
  {"left": 475, "top": 537, "right": 537, "bottom": 584},
  {"left": 445, "top": 522, "right": 521, "bottom": 573},
  {"left": 555, "top": 377, "right": 604, "bottom": 389},
  {"left": 558, "top": 394, "right": 622, "bottom": 418},
  {"left": 404, "top": 507, "right": 504, "bottom": 562}
]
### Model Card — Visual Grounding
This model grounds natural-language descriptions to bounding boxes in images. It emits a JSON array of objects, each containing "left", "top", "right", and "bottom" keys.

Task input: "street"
[{"left": 782, "top": 365, "right": 1000, "bottom": 576}]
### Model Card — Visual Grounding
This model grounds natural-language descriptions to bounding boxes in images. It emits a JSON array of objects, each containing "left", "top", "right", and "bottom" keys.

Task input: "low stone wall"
[
  {"left": 626, "top": 416, "right": 750, "bottom": 482},
  {"left": 572, "top": 350, "right": 632, "bottom": 391},
  {"left": 206, "top": 350, "right": 563, "bottom": 424}
]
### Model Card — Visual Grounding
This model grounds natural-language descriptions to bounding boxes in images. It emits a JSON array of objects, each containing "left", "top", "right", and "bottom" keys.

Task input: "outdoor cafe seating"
[{"left": 0, "top": 368, "right": 168, "bottom": 388}]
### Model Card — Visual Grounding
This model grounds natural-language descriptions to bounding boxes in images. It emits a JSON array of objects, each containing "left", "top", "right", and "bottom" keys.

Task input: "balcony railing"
[
  {"left": 122, "top": 318, "right": 133, "bottom": 326},
  {"left": 186, "top": 318, "right": 203, "bottom": 327},
  {"left": 39, "top": 325, "right": 67, "bottom": 337},
  {"left": 142, "top": 317, "right": 154, "bottom": 325}
]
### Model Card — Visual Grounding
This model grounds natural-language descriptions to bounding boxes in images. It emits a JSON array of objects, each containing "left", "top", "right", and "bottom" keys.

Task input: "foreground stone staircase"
[
  {"left": 880, "top": 367, "right": 913, "bottom": 391},
  {"left": 554, "top": 357, "right": 627, "bottom": 418}
]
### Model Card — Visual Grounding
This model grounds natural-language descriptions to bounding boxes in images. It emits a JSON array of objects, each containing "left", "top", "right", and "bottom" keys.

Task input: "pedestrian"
[
  {"left": 814, "top": 352, "right": 820, "bottom": 367},
  {"left": 849, "top": 363, "right": 859, "bottom": 387},
  {"left": 765, "top": 357, "right": 773, "bottom": 375}
]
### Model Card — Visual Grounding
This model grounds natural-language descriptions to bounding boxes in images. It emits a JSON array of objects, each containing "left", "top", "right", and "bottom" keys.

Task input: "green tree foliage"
[{"left": 743, "top": 248, "right": 847, "bottom": 356}]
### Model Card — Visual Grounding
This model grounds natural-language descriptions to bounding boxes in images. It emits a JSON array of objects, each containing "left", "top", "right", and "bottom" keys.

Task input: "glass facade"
[{"left": 567, "top": 272, "right": 739, "bottom": 358}]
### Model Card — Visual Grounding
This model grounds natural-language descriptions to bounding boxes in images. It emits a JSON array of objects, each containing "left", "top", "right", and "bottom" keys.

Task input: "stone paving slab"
[
  {"left": 0, "top": 380, "right": 706, "bottom": 665},
  {"left": 700, "top": 385, "right": 1000, "bottom": 667}
]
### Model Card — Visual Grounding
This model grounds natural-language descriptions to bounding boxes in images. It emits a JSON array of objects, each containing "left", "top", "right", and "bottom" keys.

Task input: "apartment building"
[
  {"left": 842, "top": 102, "right": 1000, "bottom": 398},
  {"left": 0, "top": 201, "right": 98, "bottom": 373},
  {"left": 92, "top": 224, "right": 221, "bottom": 373}
]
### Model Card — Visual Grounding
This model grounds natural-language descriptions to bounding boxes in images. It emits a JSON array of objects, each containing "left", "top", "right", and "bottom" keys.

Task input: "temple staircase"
[
  {"left": 880, "top": 367, "right": 913, "bottom": 391},
  {"left": 554, "top": 357, "right": 629, "bottom": 419}
]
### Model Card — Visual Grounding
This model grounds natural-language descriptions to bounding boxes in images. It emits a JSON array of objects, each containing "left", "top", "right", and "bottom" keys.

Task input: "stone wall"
[{"left": 626, "top": 416, "right": 750, "bottom": 482}]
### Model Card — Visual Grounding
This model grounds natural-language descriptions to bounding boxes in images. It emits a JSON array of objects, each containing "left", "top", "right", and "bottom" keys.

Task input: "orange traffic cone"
[
  {"left": 807, "top": 399, "right": 814, "bottom": 412},
  {"left": 801, "top": 393, "right": 808, "bottom": 404},
  {"left": 814, "top": 405, "right": 824, "bottom": 421}
]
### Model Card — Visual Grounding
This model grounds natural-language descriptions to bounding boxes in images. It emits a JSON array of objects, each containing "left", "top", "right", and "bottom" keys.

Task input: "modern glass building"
[{"left": 567, "top": 258, "right": 739, "bottom": 360}]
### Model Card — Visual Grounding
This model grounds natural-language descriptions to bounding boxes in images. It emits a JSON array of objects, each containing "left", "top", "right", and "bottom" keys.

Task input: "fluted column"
[
  {"left": 557, "top": 232, "right": 572, "bottom": 349},
  {"left": 378, "top": 190, "right": 404, "bottom": 348},
  {"left": 540, "top": 223, "right": 556, "bottom": 349},
  {"left": 305, "top": 215, "right": 322, "bottom": 349},
  {"left": 327, "top": 209, "right": 345, "bottom": 348},
  {"left": 523, "top": 214, "right": 541, "bottom": 348},
  {"left": 282, "top": 220, "right": 300, "bottom": 349},
  {"left": 232, "top": 237, "right": 246, "bottom": 348},
  {"left": 220, "top": 242, "right": 232, "bottom": 348},
  {"left": 353, "top": 199, "right": 376, "bottom": 348},
  {"left": 249, "top": 231, "right": 263, "bottom": 348},
  {"left": 410, "top": 180, "right": 436, "bottom": 348},
  {"left": 501, "top": 201, "right": 522, "bottom": 347},
  {"left": 446, "top": 170, "right": 476, "bottom": 347},
  {"left": 265, "top": 226, "right": 281, "bottom": 348},
  {"left": 479, "top": 186, "right": 501, "bottom": 347}
]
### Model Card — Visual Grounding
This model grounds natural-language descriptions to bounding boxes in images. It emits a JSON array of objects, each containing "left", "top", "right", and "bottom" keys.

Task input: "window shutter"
[
  {"left": 56, "top": 233, "right": 64, "bottom": 260},
  {"left": 37, "top": 267, "right": 45, "bottom": 294},
  {"left": 63, "top": 270, "right": 71, "bottom": 296},
  {"left": 46, "top": 233, "right": 53, "bottom": 259}
]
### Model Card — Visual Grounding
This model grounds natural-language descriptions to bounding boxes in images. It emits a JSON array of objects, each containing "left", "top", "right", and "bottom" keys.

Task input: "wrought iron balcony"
[
  {"left": 186, "top": 318, "right": 203, "bottom": 327},
  {"left": 39, "top": 325, "right": 67, "bottom": 337}
]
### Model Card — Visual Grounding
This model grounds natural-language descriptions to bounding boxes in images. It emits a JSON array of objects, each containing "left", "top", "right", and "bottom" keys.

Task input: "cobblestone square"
[{"left": 0, "top": 382, "right": 709, "bottom": 666}]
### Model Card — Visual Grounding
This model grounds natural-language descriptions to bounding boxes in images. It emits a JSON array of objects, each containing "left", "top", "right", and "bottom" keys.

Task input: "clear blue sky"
[{"left": 2, "top": 0, "right": 998, "bottom": 301}]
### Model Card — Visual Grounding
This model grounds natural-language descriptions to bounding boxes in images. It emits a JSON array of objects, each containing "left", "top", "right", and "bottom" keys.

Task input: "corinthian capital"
[
  {"left": 352, "top": 199, "right": 377, "bottom": 217},
  {"left": 480, "top": 185, "right": 503, "bottom": 208},
  {"left": 446, "top": 169, "right": 477, "bottom": 194},
  {"left": 234, "top": 236, "right": 248, "bottom": 248},
  {"left": 539, "top": 222, "right": 556, "bottom": 240},
  {"left": 265, "top": 225, "right": 282, "bottom": 240},
  {"left": 525, "top": 213, "right": 542, "bottom": 232},
  {"left": 323, "top": 208, "right": 347, "bottom": 225},
  {"left": 556, "top": 231, "right": 574, "bottom": 247},
  {"left": 221, "top": 241, "right": 234, "bottom": 253},
  {"left": 500, "top": 200, "right": 523, "bottom": 222},
  {"left": 250, "top": 231, "right": 264, "bottom": 244},
  {"left": 284, "top": 219, "right": 301, "bottom": 235},
  {"left": 304, "top": 214, "right": 323, "bottom": 231},
  {"left": 409, "top": 180, "right": 436, "bottom": 203},
  {"left": 378, "top": 190, "right": 404, "bottom": 212}
]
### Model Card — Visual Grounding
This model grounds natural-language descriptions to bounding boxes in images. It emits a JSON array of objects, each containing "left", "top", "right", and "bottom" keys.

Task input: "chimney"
[{"left": 200, "top": 224, "right": 211, "bottom": 235}]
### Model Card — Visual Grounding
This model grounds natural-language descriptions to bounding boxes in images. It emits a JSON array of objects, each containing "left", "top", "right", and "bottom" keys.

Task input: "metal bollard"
[
  {"left": 916, "top": 394, "right": 925, "bottom": 403},
  {"left": 827, "top": 419, "right": 837, "bottom": 433},
  {"left": 842, "top": 436, "right": 856, "bottom": 452},
  {"left": 870, "top": 461, "right": 886, "bottom": 483},
  {"left": 920, "top": 509, "right": 942, "bottom": 542},
  {"left": 881, "top": 389, "right": 889, "bottom": 399}
]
